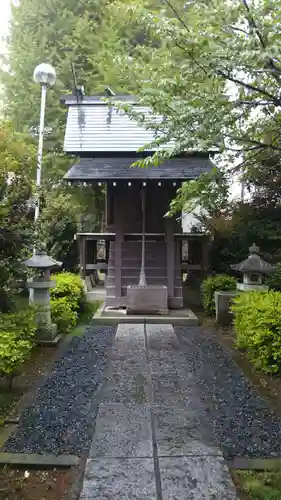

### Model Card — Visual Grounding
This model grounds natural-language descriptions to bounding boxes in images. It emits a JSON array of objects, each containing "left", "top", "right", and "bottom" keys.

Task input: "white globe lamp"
[{"left": 33, "top": 63, "right": 56, "bottom": 87}]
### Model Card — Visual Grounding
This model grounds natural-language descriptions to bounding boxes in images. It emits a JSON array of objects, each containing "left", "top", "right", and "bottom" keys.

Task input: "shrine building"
[{"left": 61, "top": 93, "right": 213, "bottom": 314}]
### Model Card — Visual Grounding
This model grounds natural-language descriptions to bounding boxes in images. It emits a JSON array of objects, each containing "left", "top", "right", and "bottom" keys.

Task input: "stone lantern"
[
  {"left": 24, "top": 249, "right": 62, "bottom": 344},
  {"left": 231, "top": 243, "right": 275, "bottom": 291}
]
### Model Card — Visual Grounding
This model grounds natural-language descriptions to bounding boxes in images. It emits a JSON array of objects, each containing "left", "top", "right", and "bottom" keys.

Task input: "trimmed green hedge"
[
  {"left": 50, "top": 272, "right": 86, "bottom": 334},
  {"left": 51, "top": 297, "right": 78, "bottom": 334},
  {"left": 51, "top": 272, "right": 85, "bottom": 311},
  {"left": 232, "top": 291, "right": 281, "bottom": 374},
  {"left": 0, "top": 307, "right": 36, "bottom": 387},
  {"left": 201, "top": 275, "right": 237, "bottom": 316}
]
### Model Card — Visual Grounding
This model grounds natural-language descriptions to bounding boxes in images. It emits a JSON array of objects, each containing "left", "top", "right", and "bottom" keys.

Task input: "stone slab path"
[{"left": 79, "top": 324, "right": 238, "bottom": 500}]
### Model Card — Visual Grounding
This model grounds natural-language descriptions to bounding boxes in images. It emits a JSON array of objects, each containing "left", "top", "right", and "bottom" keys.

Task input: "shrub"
[
  {"left": 232, "top": 291, "right": 281, "bottom": 374},
  {"left": 0, "top": 307, "right": 36, "bottom": 341},
  {"left": 51, "top": 297, "right": 79, "bottom": 334},
  {"left": 0, "top": 331, "right": 33, "bottom": 388},
  {"left": 51, "top": 272, "right": 85, "bottom": 312},
  {"left": 0, "top": 307, "right": 35, "bottom": 388},
  {"left": 265, "top": 263, "right": 281, "bottom": 291},
  {"left": 201, "top": 275, "right": 237, "bottom": 316}
]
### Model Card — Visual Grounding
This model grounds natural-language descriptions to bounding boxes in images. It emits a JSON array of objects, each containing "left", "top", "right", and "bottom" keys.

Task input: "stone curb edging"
[
  {"left": 0, "top": 453, "right": 80, "bottom": 468},
  {"left": 228, "top": 457, "right": 281, "bottom": 470}
]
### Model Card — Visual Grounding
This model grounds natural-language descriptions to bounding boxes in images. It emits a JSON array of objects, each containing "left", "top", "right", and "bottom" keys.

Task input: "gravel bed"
[
  {"left": 3, "top": 325, "right": 116, "bottom": 457},
  {"left": 175, "top": 326, "right": 281, "bottom": 459}
]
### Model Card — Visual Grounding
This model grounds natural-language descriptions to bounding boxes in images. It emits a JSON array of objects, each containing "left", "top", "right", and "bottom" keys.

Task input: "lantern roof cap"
[
  {"left": 23, "top": 249, "right": 62, "bottom": 269},
  {"left": 231, "top": 243, "right": 275, "bottom": 274}
]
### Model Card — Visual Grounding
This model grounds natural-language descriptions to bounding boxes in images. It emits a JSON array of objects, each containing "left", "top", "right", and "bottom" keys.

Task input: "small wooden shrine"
[{"left": 61, "top": 93, "right": 213, "bottom": 312}]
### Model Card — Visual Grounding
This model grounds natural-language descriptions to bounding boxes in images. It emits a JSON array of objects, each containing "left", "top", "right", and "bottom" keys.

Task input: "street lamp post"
[
  {"left": 33, "top": 63, "right": 56, "bottom": 224},
  {"left": 33, "top": 63, "right": 56, "bottom": 223},
  {"left": 29, "top": 64, "right": 56, "bottom": 303}
]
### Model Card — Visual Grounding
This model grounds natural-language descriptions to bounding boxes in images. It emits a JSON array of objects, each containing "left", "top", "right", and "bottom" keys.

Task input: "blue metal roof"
[
  {"left": 61, "top": 95, "right": 215, "bottom": 180},
  {"left": 64, "top": 155, "right": 214, "bottom": 181},
  {"left": 61, "top": 96, "right": 174, "bottom": 154}
]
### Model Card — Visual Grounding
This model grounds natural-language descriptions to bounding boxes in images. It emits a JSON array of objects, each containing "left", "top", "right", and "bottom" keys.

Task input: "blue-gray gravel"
[
  {"left": 175, "top": 326, "right": 281, "bottom": 458},
  {"left": 3, "top": 326, "right": 115, "bottom": 457},
  {"left": 4, "top": 323, "right": 281, "bottom": 459}
]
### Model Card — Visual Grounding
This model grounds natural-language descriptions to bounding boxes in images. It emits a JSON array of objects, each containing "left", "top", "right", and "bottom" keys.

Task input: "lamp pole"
[
  {"left": 34, "top": 83, "right": 47, "bottom": 222},
  {"left": 30, "top": 64, "right": 56, "bottom": 303},
  {"left": 33, "top": 63, "right": 56, "bottom": 225}
]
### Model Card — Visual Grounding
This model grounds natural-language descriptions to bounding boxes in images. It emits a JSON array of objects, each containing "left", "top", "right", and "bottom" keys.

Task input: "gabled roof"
[
  {"left": 64, "top": 154, "right": 214, "bottom": 181},
  {"left": 61, "top": 95, "right": 171, "bottom": 154},
  {"left": 61, "top": 95, "right": 137, "bottom": 105}
]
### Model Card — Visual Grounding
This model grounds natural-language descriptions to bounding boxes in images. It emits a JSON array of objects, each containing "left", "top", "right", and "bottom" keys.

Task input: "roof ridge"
[{"left": 60, "top": 94, "right": 137, "bottom": 105}]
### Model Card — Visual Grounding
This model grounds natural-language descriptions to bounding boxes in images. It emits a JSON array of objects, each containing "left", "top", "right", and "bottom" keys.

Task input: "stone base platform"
[
  {"left": 92, "top": 303, "right": 199, "bottom": 326},
  {"left": 34, "top": 334, "right": 62, "bottom": 347},
  {"left": 127, "top": 285, "right": 168, "bottom": 315}
]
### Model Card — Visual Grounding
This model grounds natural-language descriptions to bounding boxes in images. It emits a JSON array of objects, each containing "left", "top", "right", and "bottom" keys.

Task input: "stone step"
[
  {"left": 107, "top": 267, "right": 172, "bottom": 277},
  {"left": 106, "top": 290, "right": 183, "bottom": 309},
  {"left": 106, "top": 277, "right": 182, "bottom": 286},
  {"left": 106, "top": 275, "right": 182, "bottom": 283},
  {"left": 109, "top": 254, "right": 167, "bottom": 262},
  {"left": 108, "top": 261, "right": 168, "bottom": 269},
  {"left": 106, "top": 285, "right": 183, "bottom": 297},
  {"left": 107, "top": 267, "right": 182, "bottom": 276},
  {"left": 109, "top": 244, "right": 167, "bottom": 252},
  {"left": 108, "top": 254, "right": 167, "bottom": 265},
  {"left": 110, "top": 241, "right": 167, "bottom": 247}
]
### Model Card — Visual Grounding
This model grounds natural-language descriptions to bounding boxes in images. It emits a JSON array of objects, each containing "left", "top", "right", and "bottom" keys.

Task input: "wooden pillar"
[
  {"left": 115, "top": 234, "right": 122, "bottom": 298},
  {"left": 105, "top": 240, "right": 110, "bottom": 275},
  {"left": 79, "top": 236, "right": 86, "bottom": 279},
  {"left": 165, "top": 218, "right": 175, "bottom": 300},
  {"left": 93, "top": 240, "right": 97, "bottom": 265},
  {"left": 92, "top": 241, "right": 99, "bottom": 285},
  {"left": 114, "top": 185, "right": 122, "bottom": 299},
  {"left": 202, "top": 237, "right": 210, "bottom": 274}
]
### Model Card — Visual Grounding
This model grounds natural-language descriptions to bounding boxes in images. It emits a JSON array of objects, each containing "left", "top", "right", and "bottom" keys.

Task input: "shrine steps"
[
  {"left": 105, "top": 240, "right": 183, "bottom": 308},
  {"left": 91, "top": 302, "right": 199, "bottom": 326}
]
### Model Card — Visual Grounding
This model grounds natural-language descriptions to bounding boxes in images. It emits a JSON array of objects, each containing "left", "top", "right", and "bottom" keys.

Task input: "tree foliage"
[
  {"left": 169, "top": 168, "right": 231, "bottom": 233},
  {"left": 201, "top": 274, "right": 237, "bottom": 316},
  {"left": 1, "top": 0, "right": 127, "bottom": 281},
  {"left": 106, "top": 0, "right": 281, "bottom": 212},
  {"left": 1, "top": 0, "right": 153, "bottom": 151},
  {"left": 112, "top": 0, "right": 281, "bottom": 155},
  {"left": 3, "top": 0, "right": 281, "bottom": 284},
  {"left": 0, "top": 121, "right": 35, "bottom": 310}
]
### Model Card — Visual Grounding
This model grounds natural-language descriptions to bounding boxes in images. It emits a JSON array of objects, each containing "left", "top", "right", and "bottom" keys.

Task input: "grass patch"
[
  {"left": 233, "top": 470, "right": 281, "bottom": 499},
  {"left": 70, "top": 300, "right": 102, "bottom": 336}
]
